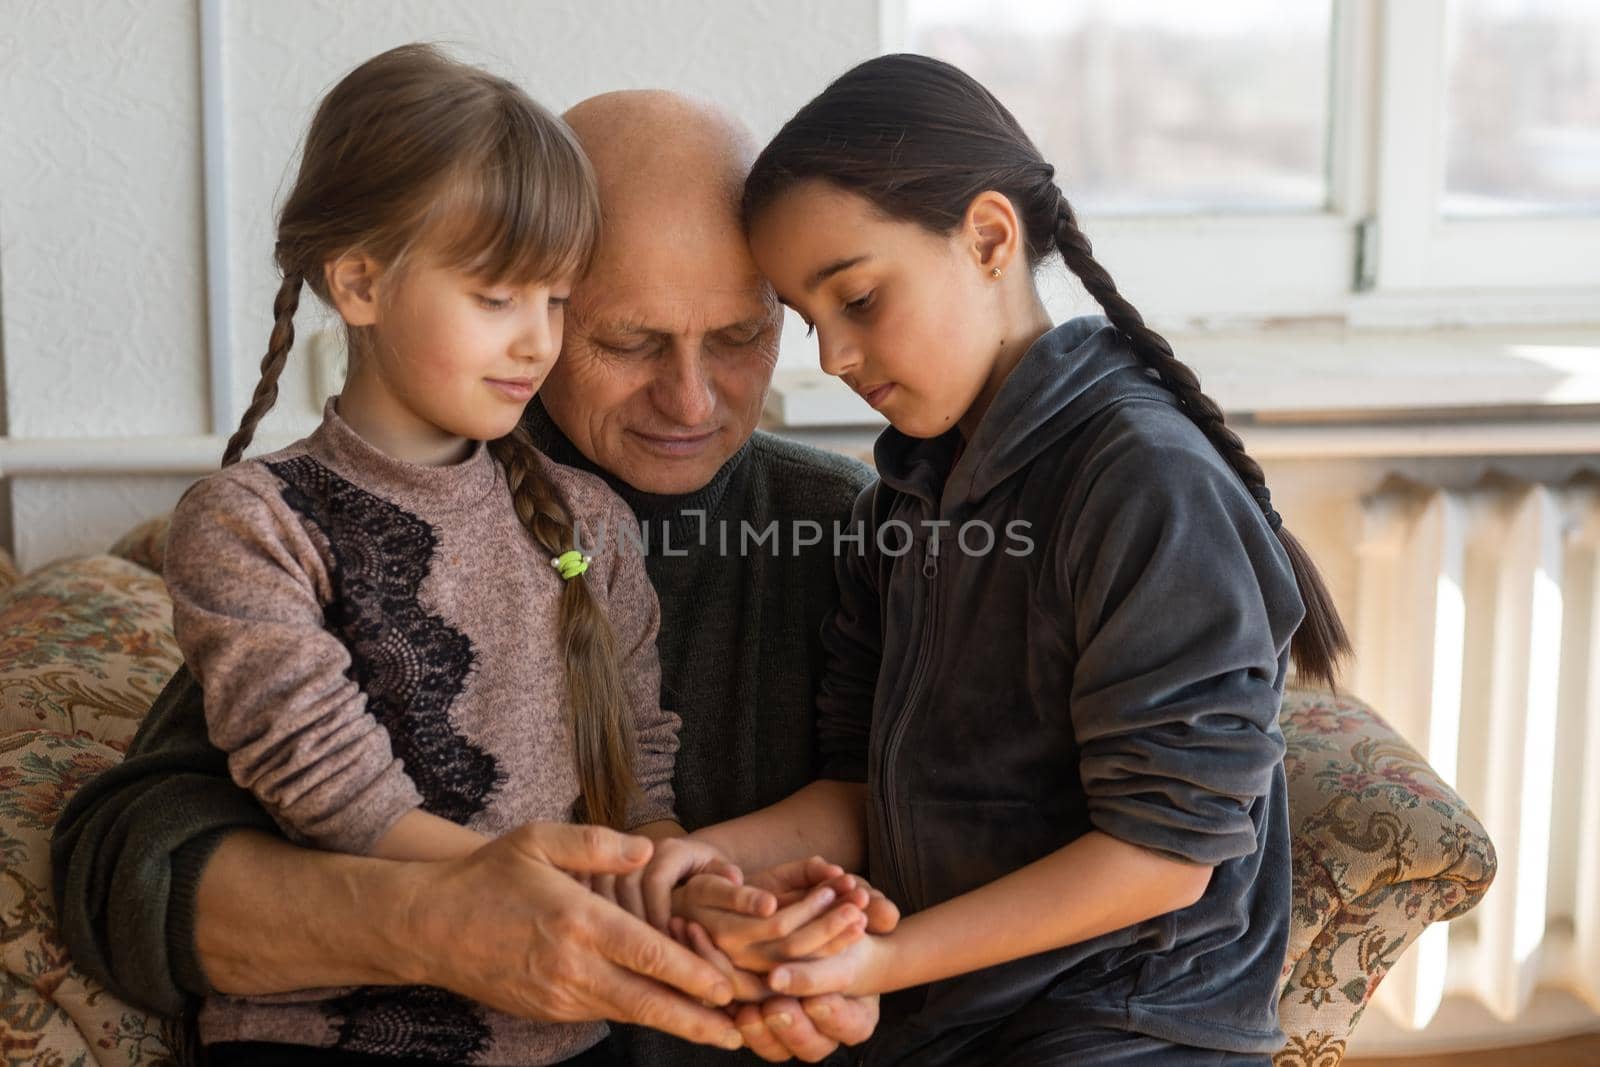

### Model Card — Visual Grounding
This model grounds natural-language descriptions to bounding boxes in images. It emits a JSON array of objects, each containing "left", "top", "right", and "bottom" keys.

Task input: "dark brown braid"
[
  {"left": 1049, "top": 195, "right": 1348, "bottom": 690},
  {"left": 742, "top": 51, "right": 1350, "bottom": 689},
  {"left": 221, "top": 271, "right": 302, "bottom": 468},
  {"left": 488, "top": 429, "right": 638, "bottom": 829},
  {"left": 1052, "top": 199, "right": 1263, "bottom": 489}
]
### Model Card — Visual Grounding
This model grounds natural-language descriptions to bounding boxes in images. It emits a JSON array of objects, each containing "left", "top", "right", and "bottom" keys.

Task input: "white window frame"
[
  {"left": 881, "top": 0, "right": 1372, "bottom": 329},
  {"left": 877, "top": 0, "right": 1600, "bottom": 332},
  {"left": 1370, "top": 0, "right": 1600, "bottom": 294}
]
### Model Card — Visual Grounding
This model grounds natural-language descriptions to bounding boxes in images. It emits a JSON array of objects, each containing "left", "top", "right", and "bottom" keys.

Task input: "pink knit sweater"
[{"left": 166, "top": 399, "right": 678, "bottom": 1064}]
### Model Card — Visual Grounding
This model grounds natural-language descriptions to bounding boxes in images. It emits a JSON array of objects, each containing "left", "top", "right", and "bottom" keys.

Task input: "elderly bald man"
[{"left": 52, "top": 91, "right": 878, "bottom": 1064}]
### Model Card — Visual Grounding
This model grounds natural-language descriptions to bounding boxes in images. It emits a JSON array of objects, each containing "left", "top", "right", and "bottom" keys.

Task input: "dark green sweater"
[{"left": 50, "top": 401, "right": 872, "bottom": 1066}]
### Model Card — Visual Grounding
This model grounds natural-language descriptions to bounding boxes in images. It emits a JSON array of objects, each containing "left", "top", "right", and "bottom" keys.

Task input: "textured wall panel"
[
  {"left": 225, "top": 0, "right": 880, "bottom": 446},
  {"left": 1, "top": 1, "right": 880, "bottom": 559},
  {"left": 9, "top": 475, "right": 195, "bottom": 572},
  {"left": 0, "top": 0, "right": 209, "bottom": 437}
]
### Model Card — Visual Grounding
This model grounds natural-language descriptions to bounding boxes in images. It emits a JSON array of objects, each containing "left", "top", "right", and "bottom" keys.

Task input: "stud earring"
[{"left": 990, "top": 267, "right": 1003, "bottom": 278}]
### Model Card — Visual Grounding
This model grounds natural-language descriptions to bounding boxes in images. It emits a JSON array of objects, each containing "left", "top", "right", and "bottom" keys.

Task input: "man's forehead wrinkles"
[
  {"left": 576, "top": 294, "right": 776, "bottom": 336},
  {"left": 594, "top": 281, "right": 768, "bottom": 298},
  {"left": 590, "top": 316, "right": 770, "bottom": 338}
]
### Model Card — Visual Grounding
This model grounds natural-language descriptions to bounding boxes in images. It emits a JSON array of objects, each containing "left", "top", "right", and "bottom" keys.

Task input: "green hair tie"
[{"left": 551, "top": 549, "right": 591, "bottom": 580}]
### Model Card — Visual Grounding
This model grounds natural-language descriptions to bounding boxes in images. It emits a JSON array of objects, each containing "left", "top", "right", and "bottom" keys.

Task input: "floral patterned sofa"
[
  {"left": 0, "top": 518, "right": 1495, "bottom": 1067},
  {"left": 1, "top": 520, "right": 182, "bottom": 1066}
]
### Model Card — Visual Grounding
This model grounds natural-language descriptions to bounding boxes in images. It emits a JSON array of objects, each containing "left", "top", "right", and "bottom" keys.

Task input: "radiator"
[{"left": 1355, "top": 472, "right": 1600, "bottom": 1034}]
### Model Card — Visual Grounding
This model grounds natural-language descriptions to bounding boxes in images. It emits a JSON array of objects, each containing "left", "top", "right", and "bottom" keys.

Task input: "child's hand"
[
  {"left": 675, "top": 872, "right": 868, "bottom": 973},
  {"left": 834, "top": 873, "right": 899, "bottom": 935},
  {"left": 747, "top": 856, "right": 901, "bottom": 936},
  {"left": 744, "top": 855, "right": 844, "bottom": 903},
  {"left": 767, "top": 933, "right": 893, "bottom": 1000},
  {"left": 669, "top": 916, "right": 774, "bottom": 1004},
  {"left": 595, "top": 836, "right": 764, "bottom": 930}
]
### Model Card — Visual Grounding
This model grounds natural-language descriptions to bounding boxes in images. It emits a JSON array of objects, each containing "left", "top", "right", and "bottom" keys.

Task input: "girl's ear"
[
  {"left": 324, "top": 253, "right": 383, "bottom": 327},
  {"left": 963, "top": 191, "right": 1024, "bottom": 278}
]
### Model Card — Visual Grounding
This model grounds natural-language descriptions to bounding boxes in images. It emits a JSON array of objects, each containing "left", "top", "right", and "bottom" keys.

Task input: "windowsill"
[
  {"left": 762, "top": 324, "right": 1600, "bottom": 461},
  {"left": 765, "top": 324, "right": 1600, "bottom": 428}
]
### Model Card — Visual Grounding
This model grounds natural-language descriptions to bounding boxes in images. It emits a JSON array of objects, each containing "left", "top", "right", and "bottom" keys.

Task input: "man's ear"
[
  {"left": 963, "top": 191, "right": 1024, "bottom": 277},
  {"left": 324, "top": 253, "right": 383, "bottom": 327}
]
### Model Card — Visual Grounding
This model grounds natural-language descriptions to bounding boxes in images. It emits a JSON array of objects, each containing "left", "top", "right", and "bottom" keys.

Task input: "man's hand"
[
  {"left": 736, "top": 858, "right": 895, "bottom": 1059},
  {"left": 672, "top": 918, "right": 881, "bottom": 1063},
  {"left": 734, "top": 994, "right": 881, "bottom": 1063},
  {"left": 405, "top": 822, "right": 746, "bottom": 1051},
  {"left": 665, "top": 857, "right": 896, "bottom": 1061}
]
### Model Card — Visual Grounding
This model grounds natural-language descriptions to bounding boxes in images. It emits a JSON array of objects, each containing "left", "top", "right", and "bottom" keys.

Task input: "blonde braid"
[
  {"left": 489, "top": 429, "right": 638, "bottom": 828},
  {"left": 221, "top": 272, "right": 303, "bottom": 468}
]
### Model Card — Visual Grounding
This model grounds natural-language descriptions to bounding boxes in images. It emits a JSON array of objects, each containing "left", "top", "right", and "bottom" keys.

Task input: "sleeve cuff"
[
  {"left": 166, "top": 827, "right": 239, "bottom": 997},
  {"left": 1088, "top": 796, "right": 1262, "bottom": 867}
]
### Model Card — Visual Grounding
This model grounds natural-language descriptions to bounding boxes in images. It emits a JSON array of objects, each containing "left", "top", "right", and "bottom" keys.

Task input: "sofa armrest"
[
  {"left": 1274, "top": 688, "right": 1496, "bottom": 1065},
  {"left": 1, "top": 729, "right": 180, "bottom": 1066},
  {"left": 108, "top": 515, "right": 172, "bottom": 577},
  {"left": 0, "top": 547, "right": 18, "bottom": 594},
  {"left": 0, "top": 554, "right": 180, "bottom": 752}
]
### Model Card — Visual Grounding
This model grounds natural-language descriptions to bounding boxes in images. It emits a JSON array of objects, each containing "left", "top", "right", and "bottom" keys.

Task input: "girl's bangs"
[{"left": 421, "top": 111, "right": 600, "bottom": 287}]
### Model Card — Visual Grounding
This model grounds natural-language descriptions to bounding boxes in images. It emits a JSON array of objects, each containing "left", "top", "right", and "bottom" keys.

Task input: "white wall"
[
  {"left": 1, "top": 1, "right": 212, "bottom": 567},
  {"left": 0, "top": 0, "right": 879, "bottom": 570}
]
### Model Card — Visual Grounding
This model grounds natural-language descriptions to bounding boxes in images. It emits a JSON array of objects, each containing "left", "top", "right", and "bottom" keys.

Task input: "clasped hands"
[{"left": 587, "top": 838, "right": 899, "bottom": 1032}]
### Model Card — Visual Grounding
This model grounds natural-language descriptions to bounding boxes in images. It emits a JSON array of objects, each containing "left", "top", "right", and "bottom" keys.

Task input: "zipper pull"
[{"left": 922, "top": 532, "right": 940, "bottom": 579}]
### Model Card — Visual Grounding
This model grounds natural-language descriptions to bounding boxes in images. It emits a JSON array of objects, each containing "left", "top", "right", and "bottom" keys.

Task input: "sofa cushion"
[
  {"left": 0, "top": 556, "right": 179, "bottom": 753},
  {"left": 108, "top": 516, "right": 171, "bottom": 578},
  {"left": 0, "top": 729, "right": 178, "bottom": 1065}
]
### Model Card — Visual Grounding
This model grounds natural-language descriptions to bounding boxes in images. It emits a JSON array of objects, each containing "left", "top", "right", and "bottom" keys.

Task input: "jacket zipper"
[{"left": 880, "top": 527, "right": 940, "bottom": 907}]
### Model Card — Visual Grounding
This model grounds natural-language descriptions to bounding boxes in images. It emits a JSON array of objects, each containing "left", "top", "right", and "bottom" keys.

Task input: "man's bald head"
[
  {"left": 539, "top": 91, "right": 781, "bottom": 497},
  {"left": 564, "top": 90, "right": 758, "bottom": 233}
]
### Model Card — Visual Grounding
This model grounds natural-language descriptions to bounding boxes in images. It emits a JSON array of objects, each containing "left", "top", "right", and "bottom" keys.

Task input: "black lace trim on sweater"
[
  {"left": 268, "top": 456, "right": 504, "bottom": 824},
  {"left": 324, "top": 986, "right": 492, "bottom": 1061}
]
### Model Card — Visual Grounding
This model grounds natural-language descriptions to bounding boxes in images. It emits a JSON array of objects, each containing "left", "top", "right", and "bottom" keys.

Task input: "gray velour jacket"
[{"left": 819, "top": 316, "right": 1304, "bottom": 1063}]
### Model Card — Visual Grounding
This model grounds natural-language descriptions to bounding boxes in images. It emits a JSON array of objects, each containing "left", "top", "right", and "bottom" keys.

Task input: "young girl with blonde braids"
[
  {"left": 162, "top": 45, "right": 724, "bottom": 1066},
  {"left": 667, "top": 54, "right": 1353, "bottom": 1064}
]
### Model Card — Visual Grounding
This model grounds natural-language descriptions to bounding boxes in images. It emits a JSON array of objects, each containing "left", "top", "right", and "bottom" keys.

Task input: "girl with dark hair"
[
  {"left": 161, "top": 44, "right": 690, "bottom": 1065},
  {"left": 675, "top": 53, "right": 1350, "bottom": 1064}
]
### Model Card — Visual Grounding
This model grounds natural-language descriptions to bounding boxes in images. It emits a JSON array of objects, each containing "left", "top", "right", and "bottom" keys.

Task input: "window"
[
  {"left": 880, "top": 0, "right": 1600, "bottom": 323},
  {"left": 1443, "top": 0, "right": 1600, "bottom": 217},
  {"left": 885, "top": 0, "right": 1359, "bottom": 329},
  {"left": 1373, "top": 0, "right": 1600, "bottom": 293},
  {"left": 899, "top": 0, "right": 1335, "bottom": 216}
]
